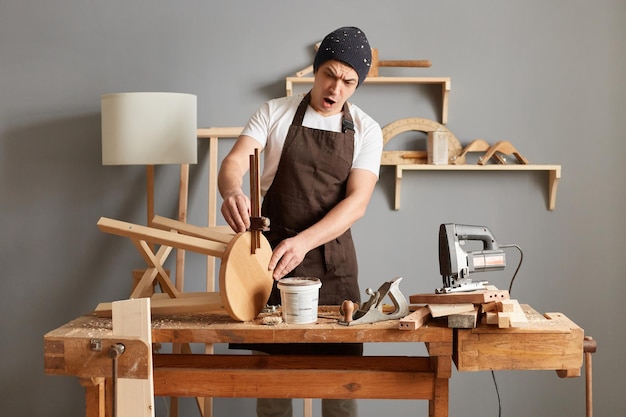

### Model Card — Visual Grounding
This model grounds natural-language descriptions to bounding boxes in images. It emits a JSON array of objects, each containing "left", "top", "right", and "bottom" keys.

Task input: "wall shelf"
[
  {"left": 383, "top": 164, "right": 561, "bottom": 211},
  {"left": 285, "top": 76, "right": 451, "bottom": 124}
]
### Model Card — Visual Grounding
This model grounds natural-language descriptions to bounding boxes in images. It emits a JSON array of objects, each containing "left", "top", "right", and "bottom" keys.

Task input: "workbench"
[{"left": 43, "top": 305, "right": 586, "bottom": 417}]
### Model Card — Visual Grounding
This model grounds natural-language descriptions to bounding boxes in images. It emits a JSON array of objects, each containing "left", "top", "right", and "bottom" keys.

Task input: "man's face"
[{"left": 310, "top": 60, "right": 359, "bottom": 116}]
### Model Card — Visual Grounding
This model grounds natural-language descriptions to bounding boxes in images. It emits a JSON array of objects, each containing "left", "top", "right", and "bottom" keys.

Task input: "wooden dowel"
[{"left": 379, "top": 60, "right": 432, "bottom": 68}]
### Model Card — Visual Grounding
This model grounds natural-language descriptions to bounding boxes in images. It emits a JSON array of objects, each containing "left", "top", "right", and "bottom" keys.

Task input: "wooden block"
[
  {"left": 399, "top": 306, "right": 431, "bottom": 330},
  {"left": 499, "top": 300, "right": 515, "bottom": 312},
  {"left": 507, "top": 300, "right": 529, "bottom": 328},
  {"left": 498, "top": 313, "right": 511, "bottom": 328},
  {"left": 428, "top": 303, "right": 475, "bottom": 318},
  {"left": 484, "top": 311, "right": 499, "bottom": 325},
  {"left": 410, "top": 289, "right": 509, "bottom": 305},
  {"left": 447, "top": 307, "right": 479, "bottom": 329},
  {"left": 481, "top": 302, "right": 497, "bottom": 313}
]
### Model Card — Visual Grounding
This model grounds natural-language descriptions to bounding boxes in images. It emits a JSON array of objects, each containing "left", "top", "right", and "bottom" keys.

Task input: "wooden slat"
[
  {"left": 151, "top": 215, "right": 234, "bottom": 244},
  {"left": 97, "top": 217, "right": 227, "bottom": 258},
  {"left": 94, "top": 292, "right": 224, "bottom": 317}
]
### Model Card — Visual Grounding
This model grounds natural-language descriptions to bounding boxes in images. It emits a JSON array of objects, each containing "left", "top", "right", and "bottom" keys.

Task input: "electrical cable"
[
  {"left": 500, "top": 244, "right": 523, "bottom": 294},
  {"left": 491, "top": 370, "right": 502, "bottom": 417},
  {"left": 489, "top": 243, "right": 524, "bottom": 416}
]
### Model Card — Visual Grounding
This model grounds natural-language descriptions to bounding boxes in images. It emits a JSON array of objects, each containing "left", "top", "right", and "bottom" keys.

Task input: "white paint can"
[{"left": 277, "top": 277, "right": 322, "bottom": 324}]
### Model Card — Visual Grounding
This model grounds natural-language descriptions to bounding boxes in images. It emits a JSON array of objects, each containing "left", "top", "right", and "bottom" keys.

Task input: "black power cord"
[{"left": 489, "top": 243, "right": 524, "bottom": 417}]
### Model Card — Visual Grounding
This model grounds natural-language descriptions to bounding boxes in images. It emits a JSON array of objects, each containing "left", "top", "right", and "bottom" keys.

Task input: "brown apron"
[{"left": 233, "top": 92, "right": 362, "bottom": 355}]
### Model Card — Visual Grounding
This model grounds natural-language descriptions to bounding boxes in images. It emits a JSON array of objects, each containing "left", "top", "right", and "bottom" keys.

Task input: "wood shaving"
[{"left": 261, "top": 316, "right": 283, "bottom": 326}]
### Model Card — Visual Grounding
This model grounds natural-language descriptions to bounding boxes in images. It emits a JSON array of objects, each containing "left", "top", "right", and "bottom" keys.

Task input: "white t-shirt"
[{"left": 241, "top": 94, "right": 383, "bottom": 195}]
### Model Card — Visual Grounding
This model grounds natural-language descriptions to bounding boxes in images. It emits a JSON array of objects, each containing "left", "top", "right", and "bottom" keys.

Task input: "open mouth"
[{"left": 324, "top": 97, "right": 336, "bottom": 106}]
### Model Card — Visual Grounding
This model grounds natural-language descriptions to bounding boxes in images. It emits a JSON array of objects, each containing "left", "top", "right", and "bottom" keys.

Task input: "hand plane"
[
  {"left": 338, "top": 277, "right": 409, "bottom": 325},
  {"left": 437, "top": 223, "right": 506, "bottom": 293}
]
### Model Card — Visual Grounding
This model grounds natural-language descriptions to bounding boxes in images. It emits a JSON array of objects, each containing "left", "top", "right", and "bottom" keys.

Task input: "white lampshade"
[{"left": 101, "top": 92, "right": 197, "bottom": 165}]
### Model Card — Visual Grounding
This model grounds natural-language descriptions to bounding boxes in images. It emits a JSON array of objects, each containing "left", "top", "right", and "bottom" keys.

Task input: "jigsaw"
[{"left": 437, "top": 223, "right": 506, "bottom": 293}]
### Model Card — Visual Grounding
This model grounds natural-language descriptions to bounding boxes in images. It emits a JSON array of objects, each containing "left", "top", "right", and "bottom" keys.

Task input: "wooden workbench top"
[{"left": 45, "top": 306, "right": 452, "bottom": 345}]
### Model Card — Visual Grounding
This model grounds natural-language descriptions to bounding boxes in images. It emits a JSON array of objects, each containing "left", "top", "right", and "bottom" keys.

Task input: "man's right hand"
[{"left": 221, "top": 191, "right": 251, "bottom": 233}]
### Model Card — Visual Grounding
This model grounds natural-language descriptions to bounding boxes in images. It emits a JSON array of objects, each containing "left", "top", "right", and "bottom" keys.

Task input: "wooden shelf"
[
  {"left": 285, "top": 76, "right": 451, "bottom": 124},
  {"left": 383, "top": 164, "right": 561, "bottom": 211}
]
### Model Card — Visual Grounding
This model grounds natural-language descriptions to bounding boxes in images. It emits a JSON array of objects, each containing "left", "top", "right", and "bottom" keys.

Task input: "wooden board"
[
  {"left": 410, "top": 289, "right": 509, "bottom": 305},
  {"left": 112, "top": 298, "right": 155, "bottom": 417},
  {"left": 94, "top": 292, "right": 224, "bottom": 317},
  {"left": 219, "top": 231, "right": 274, "bottom": 322},
  {"left": 428, "top": 303, "right": 475, "bottom": 318}
]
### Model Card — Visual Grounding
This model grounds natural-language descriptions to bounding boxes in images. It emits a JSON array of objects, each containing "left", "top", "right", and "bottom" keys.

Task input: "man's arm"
[
  {"left": 269, "top": 168, "right": 378, "bottom": 280},
  {"left": 218, "top": 135, "right": 262, "bottom": 233}
]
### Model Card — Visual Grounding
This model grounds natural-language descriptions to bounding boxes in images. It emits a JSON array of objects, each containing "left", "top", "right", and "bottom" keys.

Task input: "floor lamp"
[{"left": 101, "top": 92, "right": 198, "bottom": 295}]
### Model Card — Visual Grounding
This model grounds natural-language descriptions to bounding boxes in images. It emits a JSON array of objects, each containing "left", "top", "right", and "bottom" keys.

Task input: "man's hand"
[
  {"left": 269, "top": 235, "right": 309, "bottom": 280},
  {"left": 221, "top": 191, "right": 251, "bottom": 233}
]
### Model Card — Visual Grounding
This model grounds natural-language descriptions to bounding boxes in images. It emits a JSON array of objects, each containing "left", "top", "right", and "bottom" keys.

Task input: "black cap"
[{"left": 313, "top": 26, "right": 372, "bottom": 87}]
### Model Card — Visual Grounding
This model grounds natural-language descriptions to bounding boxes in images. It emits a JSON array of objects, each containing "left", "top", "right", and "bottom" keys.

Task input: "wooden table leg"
[
  {"left": 426, "top": 348, "right": 452, "bottom": 417},
  {"left": 79, "top": 377, "right": 105, "bottom": 417},
  {"left": 429, "top": 377, "right": 449, "bottom": 417}
]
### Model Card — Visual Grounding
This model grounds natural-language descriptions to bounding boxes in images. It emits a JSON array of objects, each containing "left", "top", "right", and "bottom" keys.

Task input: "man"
[{"left": 218, "top": 26, "right": 382, "bottom": 417}]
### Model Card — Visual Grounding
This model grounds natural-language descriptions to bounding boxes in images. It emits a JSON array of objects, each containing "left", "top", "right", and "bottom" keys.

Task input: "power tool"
[{"left": 437, "top": 223, "right": 506, "bottom": 293}]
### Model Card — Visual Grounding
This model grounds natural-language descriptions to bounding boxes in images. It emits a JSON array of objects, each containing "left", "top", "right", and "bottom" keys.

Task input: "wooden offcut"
[
  {"left": 399, "top": 306, "right": 431, "bottom": 330},
  {"left": 428, "top": 303, "right": 475, "bottom": 318},
  {"left": 112, "top": 298, "right": 154, "bottom": 417}
]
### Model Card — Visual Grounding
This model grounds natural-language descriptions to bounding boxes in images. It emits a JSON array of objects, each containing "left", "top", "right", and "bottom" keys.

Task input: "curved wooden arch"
[{"left": 381, "top": 118, "right": 461, "bottom": 165}]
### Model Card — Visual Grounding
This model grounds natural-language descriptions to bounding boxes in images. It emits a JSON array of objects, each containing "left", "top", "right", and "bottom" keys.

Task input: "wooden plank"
[
  {"left": 112, "top": 298, "right": 154, "bottom": 417},
  {"left": 399, "top": 306, "right": 431, "bottom": 330},
  {"left": 428, "top": 303, "right": 475, "bottom": 318},
  {"left": 94, "top": 292, "right": 224, "bottom": 317},
  {"left": 410, "top": 289, "right": 509, "bottom": 305},
  {"left": 152, "top": 354, "right": 436, "bottom": 400}
]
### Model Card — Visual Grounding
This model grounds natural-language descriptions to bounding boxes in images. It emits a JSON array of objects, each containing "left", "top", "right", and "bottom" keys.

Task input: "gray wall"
[{"left": 1, "top": 1, "right": 624, "bottom": 416}]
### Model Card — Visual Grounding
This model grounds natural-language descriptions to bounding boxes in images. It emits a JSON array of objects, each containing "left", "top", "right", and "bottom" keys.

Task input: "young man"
[{"left": 218, "top": 26, "right": 383, "bottom": 417}]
